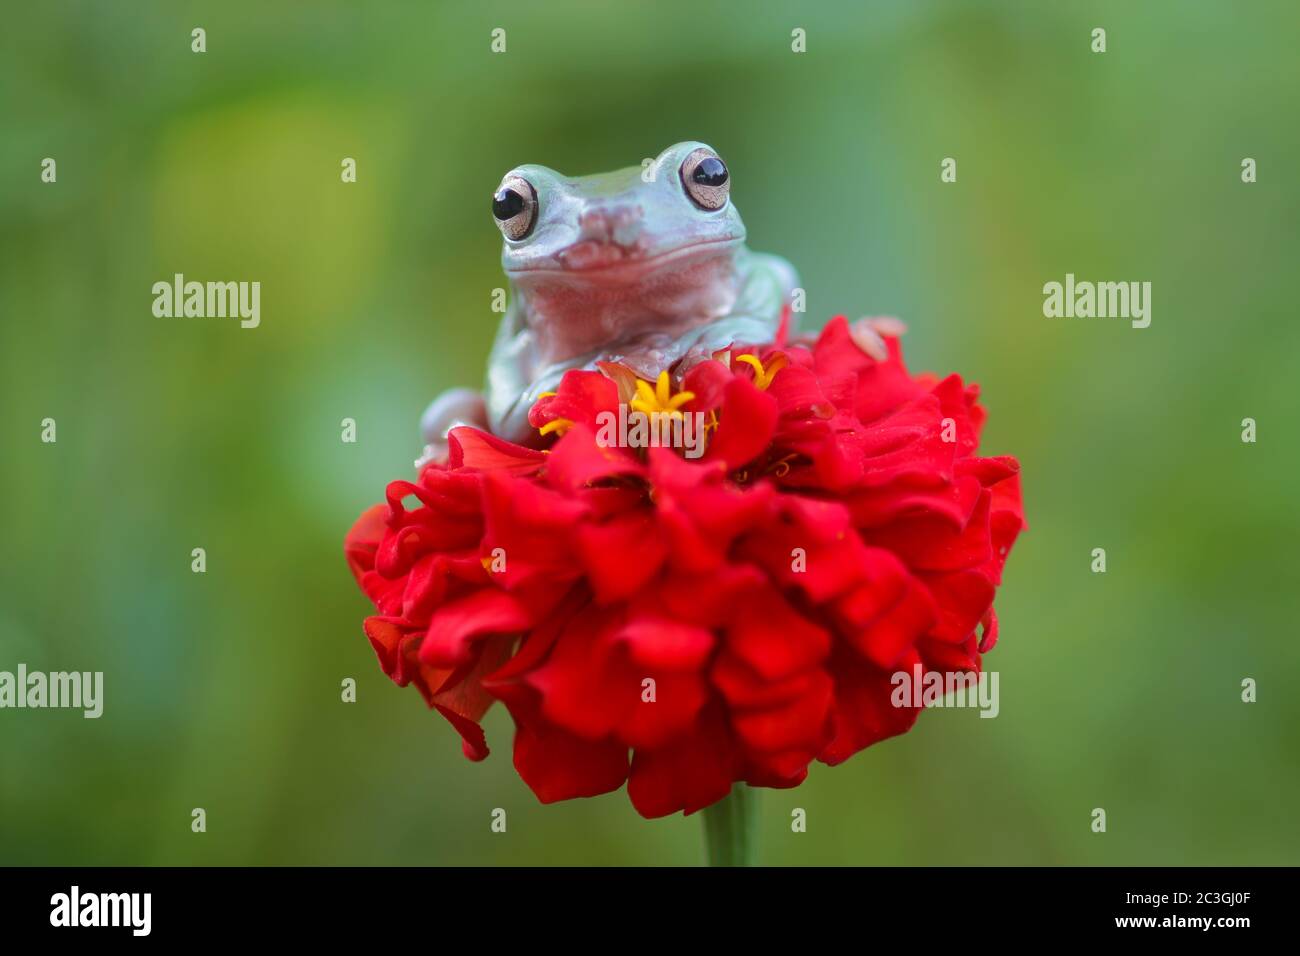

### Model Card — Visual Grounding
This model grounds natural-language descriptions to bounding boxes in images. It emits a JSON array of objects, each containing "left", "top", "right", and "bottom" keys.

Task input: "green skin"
[{"left": 420, "top": 141, "right": 798, "bottom": 456}]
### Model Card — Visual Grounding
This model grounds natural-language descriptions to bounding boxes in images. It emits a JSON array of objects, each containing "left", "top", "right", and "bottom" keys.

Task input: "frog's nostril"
[{"left": 579, "top": 204, "right": 644, "bottom": 246}]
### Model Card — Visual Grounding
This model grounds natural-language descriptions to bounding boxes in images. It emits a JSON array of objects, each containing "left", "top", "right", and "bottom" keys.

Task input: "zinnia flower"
[{"left": 344, "top": 315, "right": 1024, "bottom": 819}]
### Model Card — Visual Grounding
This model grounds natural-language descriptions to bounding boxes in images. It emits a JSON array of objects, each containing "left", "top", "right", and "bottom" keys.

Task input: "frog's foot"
[
  {"left": 601, "top": 334, "right": 677, "bottom": 382},
  {"left": 676, "top": 339, "right": 737, "bottom": 379},
  {"left": 417, "top": 387, "right": 488, "bottom": 469},
  {"left": 652, "top": 315, "right": 782, "bottom": 380},
  {"left": 849, "top": 316, "right": 908, "bottom": 361}
]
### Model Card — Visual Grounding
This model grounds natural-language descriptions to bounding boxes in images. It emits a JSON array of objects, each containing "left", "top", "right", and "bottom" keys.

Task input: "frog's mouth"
[{"left": 507, "top": 237, "right": 741, "bottom": 278}]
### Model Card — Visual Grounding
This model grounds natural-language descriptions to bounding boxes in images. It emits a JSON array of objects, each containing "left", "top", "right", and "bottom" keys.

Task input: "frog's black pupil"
[
  {"left": 692, "top": 157, "right": 728, "bottom": 188},
  {"left": 493, "top": 188, "right": 524, "bottom": 221}
]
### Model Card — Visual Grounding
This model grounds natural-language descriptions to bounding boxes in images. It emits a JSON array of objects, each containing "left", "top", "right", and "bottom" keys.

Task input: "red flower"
[{"left": 345, "top": 316, "right": 1025, "bottom": 817}]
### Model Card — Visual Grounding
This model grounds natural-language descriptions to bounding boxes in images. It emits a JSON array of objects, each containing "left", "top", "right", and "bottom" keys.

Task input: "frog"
[{"left": 418, "top": 141, "right": 800, "bottom": 462}]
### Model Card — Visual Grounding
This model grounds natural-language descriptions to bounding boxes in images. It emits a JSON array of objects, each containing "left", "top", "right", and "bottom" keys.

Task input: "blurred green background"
[{"left": 2, "top": 0, "right": 1297, "bottom": 866}]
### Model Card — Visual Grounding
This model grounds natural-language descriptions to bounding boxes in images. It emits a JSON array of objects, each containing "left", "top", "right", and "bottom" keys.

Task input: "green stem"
[{"left": 701, "top": 783, "right": 758, "bottom": 866}]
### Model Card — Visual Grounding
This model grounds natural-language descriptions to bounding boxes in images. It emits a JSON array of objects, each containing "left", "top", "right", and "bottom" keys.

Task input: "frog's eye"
[
  {"left": 492, "top": 175, "right": 537, "bottom": 241},
  {"left": 680, "top": 148, "right": 730, "bottom": 211}
]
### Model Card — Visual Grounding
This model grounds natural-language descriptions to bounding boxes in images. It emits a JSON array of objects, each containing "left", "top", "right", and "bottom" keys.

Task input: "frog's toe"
[
  {"left": 414, "top": 443, "right": 442, "bottom": 471},
  {"left": 849, "top": 316, "right": 907, "bottom": 360},
  {"left": 868, "top": 316, "right": 908, "bottom": 338}
]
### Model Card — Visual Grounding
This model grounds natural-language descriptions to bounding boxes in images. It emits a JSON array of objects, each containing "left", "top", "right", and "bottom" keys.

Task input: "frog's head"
[{"left": 491, "top": 141, "right": 744, "bottom": 284}]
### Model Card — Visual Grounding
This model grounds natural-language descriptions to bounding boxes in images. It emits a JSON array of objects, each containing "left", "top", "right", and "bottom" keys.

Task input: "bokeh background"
[{"left": 2, "top": 0, "right": 1297, "bottom": 865}]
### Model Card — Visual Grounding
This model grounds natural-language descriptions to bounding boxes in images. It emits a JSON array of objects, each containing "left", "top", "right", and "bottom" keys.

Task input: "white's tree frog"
[{"left": 420, "top": 141, "right": 799, "bottom": 459}]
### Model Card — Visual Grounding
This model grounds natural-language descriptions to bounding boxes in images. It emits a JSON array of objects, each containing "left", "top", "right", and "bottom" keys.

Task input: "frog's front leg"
[
  {"left": 676, "top": 250, "right": 800, "bottom": 366},
  {"left": 733, "top": 250, "right": 800, "bottom": 326},
  {"left": 482, "top": 299, "right": 539, "bottom": 446},
  {"left": 417, "top": 387, "right": 487, "bottom": 468},
  {"left": 483, "top": 300, "right": 590, "bottom": 447}
]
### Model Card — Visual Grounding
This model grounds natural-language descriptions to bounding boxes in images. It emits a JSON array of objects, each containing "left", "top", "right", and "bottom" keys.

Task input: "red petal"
[
  {"left": 480, "top": 470, "right": 588, "bottom": 589},
  {"left": 820, "top": 648, "right": 922, "bottom": 765},
  {"left": 724, "top": 586, "right": 830, "bottom": 681},
  {"left": 615, "top": 610, "right": 715, "bottom": 669},
  {"left": 681, "top": 359, "right": 734, "bottom": 412},
  {"left": 847, "top": 474, "right": 983, "bottom": 530},
  {"left": 576, "top": 510, "right": 667, "bottom": 604},
  {"left": 702, "top": 377, "right": 778, "bottom": 471},
  {"left": 866, "top": 488, "right": 992, "bottom": 572},
  {"left": 528, "top": 368, "right": 620, "bottom": 432},
  {"left": 627, "top": 706, "right": 738, "bottom": 818},
  {"left": 544, "top": 423, "right": 645, "bottom": 492},
  {"left": 447, "top": 426, "right": 547, "bottom": 474},
  {"left": 344, "top": 504, "right": 387, "bottom": 583},
  {"left": 419, "top": 588, "right": 536, "bottom": 666},
  {"left": 922, "top": 568, "right": 997, "bottom": 645},
  {"left": 512, "top": 704, "right": 629, "bottom": 803}
]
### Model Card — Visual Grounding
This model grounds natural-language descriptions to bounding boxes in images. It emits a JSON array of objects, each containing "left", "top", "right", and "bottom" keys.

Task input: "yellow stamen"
[
  {"left": 538, "top": 418, "right": 573, "bottom": 437},
  {"left": 629, "top": 370, "right": 695, "bottom": 417},
  {"left": 533, "top": 391, "right": 570, "bottom": 438},
  {"left": 735, "top": 353, "right": 788, "bottom": 390},
  {"left": 765, "top": 453, "right": 799, "bottom": 477}
]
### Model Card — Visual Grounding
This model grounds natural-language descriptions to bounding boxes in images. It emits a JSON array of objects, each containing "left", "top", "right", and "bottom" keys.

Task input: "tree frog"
[{"left": 420, "top": 141, "right": 799, "bottom": 459}]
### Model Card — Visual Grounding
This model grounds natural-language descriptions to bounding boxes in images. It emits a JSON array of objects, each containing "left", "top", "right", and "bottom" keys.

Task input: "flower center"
[{"left": 629, "top": 370, "right": 695, "bottom": 418}]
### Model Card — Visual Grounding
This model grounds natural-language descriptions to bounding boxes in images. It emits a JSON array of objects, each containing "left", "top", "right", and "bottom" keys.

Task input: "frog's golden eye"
[
  {"left": 680, "top": 148, "right": 730, "bottom": 211},
  {"left": 492, "top": 175, "right": 537, "bottom": 241}
]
